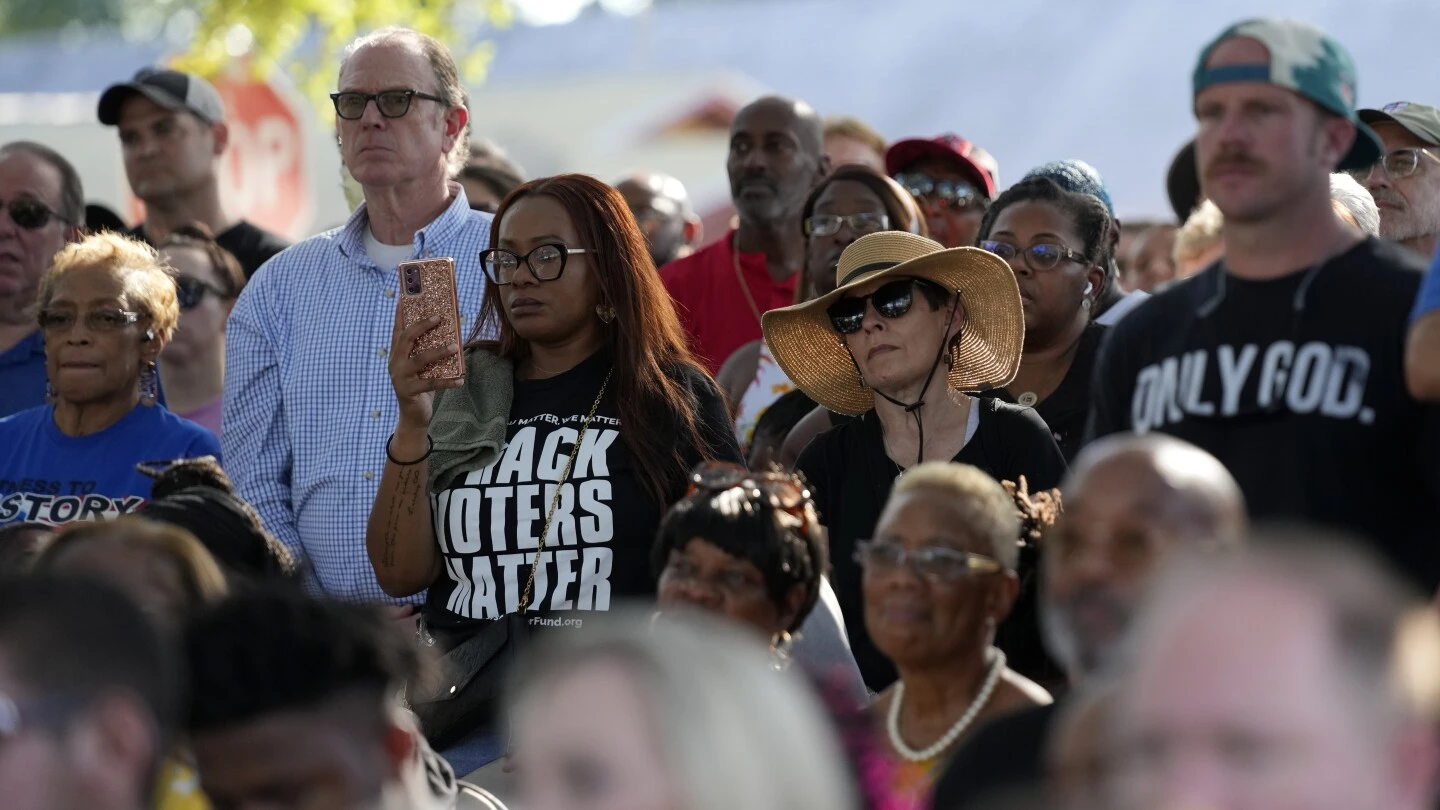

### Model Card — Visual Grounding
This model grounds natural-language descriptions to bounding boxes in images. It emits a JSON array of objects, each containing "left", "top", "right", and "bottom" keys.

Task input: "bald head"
[
  {"left": 615, "top": 172, "right": 699, "bottom": 268},
  {"left": 727, "top": 95, "right": 828, "bottom": 228},
  {"left": 1041, "top": 434, "right": 1246, "bottom": 681}
]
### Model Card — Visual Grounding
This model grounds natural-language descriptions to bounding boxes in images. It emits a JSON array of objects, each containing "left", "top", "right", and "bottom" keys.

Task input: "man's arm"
[
  {"left": 1406, "top": 252, "right": 1440, "bottom": 402},
  {"left": 222, "top": 281, "right": 305, "bottom": 568}
]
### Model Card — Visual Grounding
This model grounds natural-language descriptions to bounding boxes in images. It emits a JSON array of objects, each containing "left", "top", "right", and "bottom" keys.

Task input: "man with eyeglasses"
[
  {"left": 97, "top": 67, "right": 289, "bottom": 279},
  {"left": 615, "top": 172, "right": 702, "bottom": 269},
  {"left": 0, "top": 575, "right": 178, "bottom": 810},
  {"left": 223, "top": 26, "right": 491, "bottom": 603},
  {"left": 1088, "top": 19, "right": 1440, "bottom": 593},
  {"left": 1355, "top": 102, "right": 1440, "bottom": 259},
  {"left": 0, "top": 142, "right": 84, "bottom": 418},
  {"left": 885, "top": 134, "right": 999, "bottom": 249}
]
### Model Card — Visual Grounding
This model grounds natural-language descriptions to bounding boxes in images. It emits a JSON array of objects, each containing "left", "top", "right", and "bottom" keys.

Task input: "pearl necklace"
[{"left": 886, "top": 647, "right": 1006, "bottom": 763}]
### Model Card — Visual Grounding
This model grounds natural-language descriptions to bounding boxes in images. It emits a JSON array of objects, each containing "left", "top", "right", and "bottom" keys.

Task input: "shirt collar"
[{"left": 337, "top": 183, "right": 474, "bottom": 267}]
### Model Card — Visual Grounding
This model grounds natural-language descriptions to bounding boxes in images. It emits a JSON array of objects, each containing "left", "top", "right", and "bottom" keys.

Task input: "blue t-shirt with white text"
[{"left": 0, "top": 403, "right": 220, "bottom": 525}]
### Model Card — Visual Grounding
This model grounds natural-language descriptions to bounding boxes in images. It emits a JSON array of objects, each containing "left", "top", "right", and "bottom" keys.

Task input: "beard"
[
  {"left": 1040, "top": 585, "right": 1132, "bottom": 678},
  {"left": 1377, "top": 185, "right": 1440, "bottom": 244}
]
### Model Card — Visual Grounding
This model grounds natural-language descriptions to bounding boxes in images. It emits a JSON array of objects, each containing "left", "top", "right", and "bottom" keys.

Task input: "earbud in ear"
[
  {"left": 1083, "top": 282, "right": 1095, "bottom": 296},
  {"left": 143, "top": 330, "right": 155, "bottom": 342}
]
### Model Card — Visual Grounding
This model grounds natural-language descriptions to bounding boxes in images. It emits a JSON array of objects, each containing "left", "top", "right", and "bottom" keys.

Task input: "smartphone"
[{"left": 398, "top": 257, "right": 465, "bottom": 381}]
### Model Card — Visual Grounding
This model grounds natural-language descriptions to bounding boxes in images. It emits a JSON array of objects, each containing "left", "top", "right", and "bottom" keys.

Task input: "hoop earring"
[
  {"left": 596, "top": 303, "right": 616, "bottom": 324},
  {"left": 140, "top": 362, "right": 160, "bottom": 406}
]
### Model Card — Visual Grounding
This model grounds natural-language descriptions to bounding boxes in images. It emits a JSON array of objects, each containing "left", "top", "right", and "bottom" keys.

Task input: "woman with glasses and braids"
[
  {"left": 156, "top": 223, "right": 246, "bottom": 437},
  {"left": 0, "top": 232, "right": 220, "bottom": 527},
  {"left": 859, "top": 462, "right": 1051, "bottom": 809},
  {"left": 367, "top": 174, "right": 740, "bottom": 772},
  {"left": 719, "top": 165, "right": 925, "bottom": 456},
  {"left": 653, "top": 462, "right": 869, "bottom": 705},
  {"left": 762, "top": 231, "right": 1065, "bottom": 692},
  {"left": 976, "top": 176, "right": 1115, "bottom": 462}
]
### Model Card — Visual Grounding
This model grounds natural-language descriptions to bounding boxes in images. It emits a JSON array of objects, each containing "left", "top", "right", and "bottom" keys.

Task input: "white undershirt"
[
  {"left": 963, "top": 395, "right": 980, "bottom": 446},
  {"left": 364, "top": 226, "right": 414, "bottom": 271}
]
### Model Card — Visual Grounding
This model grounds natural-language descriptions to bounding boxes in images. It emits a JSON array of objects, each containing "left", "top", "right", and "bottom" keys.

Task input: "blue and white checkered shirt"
[{"left": 223, "top": 190, "right": 492, "bottom": 602}]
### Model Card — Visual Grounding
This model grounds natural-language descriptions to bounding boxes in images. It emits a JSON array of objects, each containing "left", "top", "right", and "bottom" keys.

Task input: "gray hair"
[
  {"left": 509, "top": 609, "right": 859, "bottom": 810},
  {"left": 891, "top": 462, "right": 1021, "bottom": 569},
  {"left": 1330, "top": 172, "right": 1381, "bottom": 236},
  {"left": 340, "top": 27, "right": 471, "bottom": 179},
  {"left": 0, "top": 141, "right": 84, "bottom": 226},
  {"left": 1173, "top": 198, "right": 1224, "bottom": 266}
]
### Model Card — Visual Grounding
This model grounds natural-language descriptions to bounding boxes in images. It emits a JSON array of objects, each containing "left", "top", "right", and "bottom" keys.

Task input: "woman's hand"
[{"left": 389, "top": 297, "right": 463, "bottom": 430}]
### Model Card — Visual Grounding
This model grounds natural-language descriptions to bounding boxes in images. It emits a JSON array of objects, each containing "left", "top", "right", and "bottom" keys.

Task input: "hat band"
[
  {"left": 838, "top": 260, "right": 901, "bottom": 287},
  {"left": 1194, "top": 63, "right": 1271, "bottom": 93}
]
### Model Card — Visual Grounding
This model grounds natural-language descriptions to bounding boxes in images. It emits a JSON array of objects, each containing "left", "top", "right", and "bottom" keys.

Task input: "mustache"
[
  {"left": 1204, "top": 152, "right": 1266, "bottom": 177},
  {"left": 1370, "top": 188, "right": 1407, "bottom": 208}
]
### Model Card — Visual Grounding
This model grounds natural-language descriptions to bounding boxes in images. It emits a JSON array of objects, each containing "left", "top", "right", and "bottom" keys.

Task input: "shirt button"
[
  {"left": 377, "top": 348, "right": 388, "bottom": 358},
  {"left": 364, "top": 470, "right": 375, "bottom": 481},
  {"left": 371, "top": 410, "right": 382, "bottom": 419},
  {"left": 384, "top": 289, "right": 395, "bottom": 299}
]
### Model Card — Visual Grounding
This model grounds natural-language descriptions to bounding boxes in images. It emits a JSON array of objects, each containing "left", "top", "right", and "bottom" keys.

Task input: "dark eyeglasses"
[
  {"left": 981, "top": 240, "right": 1092, "bottom": 273},
  {"left": 329, "top": 90, "right": 449, "bottom": 120},
  {"left": 688, "top": 462, "right": 811, "bottom": 512},
  {"left": 1346, "top": 147, "right": 1440, "bottom": 183},
  {"left": 37, "top": 308, "right": 142, "bottom": 333},
  {"left": 175, "top": 276, "right": 230, "bottom": 310},
  {"left": 481, "top": 244, "right": 590, "bottom": 285},
  {"left": 804, "top": 213, "right": 890, "bottom": 237},
  {"left": 853, "top": 540, "right": 1003, "bottom": 583},
  {"left": 893, "top": 172, "right": 987, "bottom": 211},
  {"left": 826, "top": 278, "right": 932, "bottom": 335},
  {"left": 1, "top": 198, "right": 67, "bottom": 230}
]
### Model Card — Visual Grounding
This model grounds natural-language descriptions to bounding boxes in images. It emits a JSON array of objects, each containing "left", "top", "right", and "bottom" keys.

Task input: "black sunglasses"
[
  {"left": 174, "top": 275, "right": 230, "bottom": 311},
  {"left": 329, "top": 89, "right": 448, "bottom": 121},
  {"left": 1, "top": 198, "right": 67, "bottom": 230},
  {"left": 827, "top": 278, "right": 935, "bottom": 335}
]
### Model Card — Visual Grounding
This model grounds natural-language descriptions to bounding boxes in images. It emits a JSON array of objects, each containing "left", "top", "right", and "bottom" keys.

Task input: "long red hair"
[{"left": 472, "top": 174, "right": 715, "bottom": 505}]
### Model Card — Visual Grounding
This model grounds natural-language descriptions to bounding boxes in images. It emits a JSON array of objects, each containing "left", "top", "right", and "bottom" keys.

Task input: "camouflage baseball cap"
[
  {"left": 1358, "top": 102, "right": 1440, "bottom": 147},
  {"left": 1193, "top": 18, "right": 1381, "bottom": 171}
]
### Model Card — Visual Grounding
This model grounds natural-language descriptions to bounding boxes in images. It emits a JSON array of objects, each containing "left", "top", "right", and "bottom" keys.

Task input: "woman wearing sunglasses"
[
  {"left": 367, "top": 174, "right": 740, "bottom": 770},
  {"left": 719, "top": 165, "right": 925, "bottom": 457},
  {"left": 976, "top": 176, "right": 1113, "bottom": 462},
  {"left": 762, "top": 230, "right": 1065, "bottom": 691},
  {"left": 858, "top": 462, "right": 1050, "bottom": 808},
  {"left": 652, "top": 462, "right": 869, "bottom": 704},
  {"left": 0, "top": 232, "right": 220, "bottom": 528},
  {"left": 156, "top": 223, "right": 246, "bottom": 438}
]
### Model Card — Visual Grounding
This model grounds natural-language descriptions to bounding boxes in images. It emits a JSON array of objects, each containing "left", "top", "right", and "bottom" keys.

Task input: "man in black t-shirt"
[
  {"left": 97, "top": 67, "right": 290, "bottom": 278},
  {"left": 1087, "top": 18, "right": 1440, "bottom": 591}
]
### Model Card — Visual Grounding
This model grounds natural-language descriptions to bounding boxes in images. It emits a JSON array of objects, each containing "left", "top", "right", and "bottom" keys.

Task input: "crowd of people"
[{"left": 1, "top": 12, "right": 1440, "bottom": 810}]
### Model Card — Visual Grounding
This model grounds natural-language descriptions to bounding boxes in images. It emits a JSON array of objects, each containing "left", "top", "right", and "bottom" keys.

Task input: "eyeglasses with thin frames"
[
  {"left": 853, "top": 539, "right": 1003, "bottom": 583},
  {"left": 1347, "top": 148, "right": 1440, "bottom": 184},
  {"left": 804, "top": 213, "right": 890, "bottom": 237},
  {"left": 981, "top": 240, "right": 1093, "bottom": 273},
  {"left": 480, "top": 244, "right": 590, "bottom": 285},
  {"left": 330, "top": 89, "right": 449, "bottom": 121},
  {"left": 37, "top": 308, "right": 142, "bottom": 334}
]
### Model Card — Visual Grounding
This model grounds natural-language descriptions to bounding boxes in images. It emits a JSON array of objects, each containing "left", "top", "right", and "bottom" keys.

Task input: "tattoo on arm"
[{"left": 380, "top": 466, "right": 424, "bottom": 570}]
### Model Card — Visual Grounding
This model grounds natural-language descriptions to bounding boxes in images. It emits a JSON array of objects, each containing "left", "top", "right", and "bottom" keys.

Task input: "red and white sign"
[{"left": 127, "top": 73, "right": 312, "bottom": 240}]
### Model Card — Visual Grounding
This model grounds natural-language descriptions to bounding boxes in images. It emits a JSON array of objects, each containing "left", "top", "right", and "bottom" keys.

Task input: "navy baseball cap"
[{"left": 98, "top": 67, "right": 226, "bottom": 126}]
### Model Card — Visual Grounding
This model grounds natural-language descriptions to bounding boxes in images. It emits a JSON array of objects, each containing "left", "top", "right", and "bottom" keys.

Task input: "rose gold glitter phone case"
[{"left": 398, "top": 258, "right": 465, "bottom": 381}]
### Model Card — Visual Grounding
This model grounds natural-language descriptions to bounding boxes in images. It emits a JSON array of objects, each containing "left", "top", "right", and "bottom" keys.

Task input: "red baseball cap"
[{"left": 885, "top": 134, "right": 999, "bottom": 198}]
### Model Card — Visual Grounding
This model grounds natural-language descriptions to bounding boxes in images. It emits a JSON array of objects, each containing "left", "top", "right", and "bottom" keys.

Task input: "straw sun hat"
[{"left": 761, "top": 231, "right": 1024, "bottom": 416}]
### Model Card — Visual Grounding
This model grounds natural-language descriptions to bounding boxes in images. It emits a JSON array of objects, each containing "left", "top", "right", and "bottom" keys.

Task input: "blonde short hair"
[
  {"left": 824, "top": 115, "right": 887, "bottom": 156},
  {"left": 892, "top": 462, "right": 1020, "bottom": 569},
  {"left": 1173, "top": 199, "right": 1225, "bottom": 267},
  {"left": 39, "top": 231, "right": 180, "bottom": 341},
  {"left": 510, "top": 609, "right": 859, "bottom": 810}
]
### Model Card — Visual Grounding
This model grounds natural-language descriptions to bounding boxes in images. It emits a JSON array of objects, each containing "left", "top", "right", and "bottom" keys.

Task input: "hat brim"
[
  {"left": 1338, "top": 119, "right": 1384, "bottom": 172},
  {"left": 761, "top": 247, "right": 1024, "bottom": 416},
  {"left": 1166, "top": 140, "right": 1201, "bottom": 222},
  {"left": 97, "top": 83, "right": 192, "bottom": 126},
  {"left": 1358, "top": 109, "right": 1440, "bottom": 147},
  {"left": 885, "top": 140, "right": 996, "bottom": 198}
]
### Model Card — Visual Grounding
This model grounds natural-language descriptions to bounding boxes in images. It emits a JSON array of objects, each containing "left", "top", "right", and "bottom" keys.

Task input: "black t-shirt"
[
  {"left": 1013, "top": 324, "right": 1107, "bottom": 463},
  {"left": 1089, "top": 237, "right": 1440, "bottom": 589},
  {"left": 795, "top": 397, "right": 1067, "bottom": 690},
  {"left": 930, "top": 702, "right": 1059, "bottom": 810},
  {"left": 130, "top": 220, "right": 290, "bottom": 279},
  {"left": 423, "top": 352, "right": 741, "bottom": 632}
]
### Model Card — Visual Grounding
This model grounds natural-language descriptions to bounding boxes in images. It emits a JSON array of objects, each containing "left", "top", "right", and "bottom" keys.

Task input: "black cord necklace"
[{"left": 869, "top": 297, "right": 962, "bottom": 469}]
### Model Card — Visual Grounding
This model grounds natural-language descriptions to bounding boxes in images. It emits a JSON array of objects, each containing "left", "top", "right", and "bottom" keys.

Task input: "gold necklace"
[{"left": 732, "top": 234, "right": 764, "bottom": 327}]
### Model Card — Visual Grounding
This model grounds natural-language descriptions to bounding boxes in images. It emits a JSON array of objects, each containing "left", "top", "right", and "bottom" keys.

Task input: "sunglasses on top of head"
[
  {"left": 1, "top": 198, "right": 69, "bottom": 230},
  {"left": 827, "top": 278, "right": 942, "bottom": 335}
]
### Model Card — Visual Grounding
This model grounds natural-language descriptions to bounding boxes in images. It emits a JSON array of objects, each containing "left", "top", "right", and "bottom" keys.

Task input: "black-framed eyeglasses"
[
  {"left": 853, "top": 539, "right": 1003, "bottom": 583},
  {"left": 329, "top": 89, "right": 449, "bottom": 120},
  {"left": 480, "top": 244, "right": 590, "bottom": 285},
  {"left": 37, "top": 308, "right": 142, "bottom": 334},
  {"left": 688, "top": 462, "right": 811, "bottom": 513},
  {"left": 893, "top": 172, "right": 987, "bottom": 211},
  {"left": 981, "top": 240, "right": 1092, "bottom": 273},
  {"left": 804, "top": 213, "right": 890, "bottom": 237},
  {"left": 1, "top": 198, "right": 69, "bottom": 230},
  {"left": 826, "top": 278, "right": 938, "bottom": 335},
  {"left": 175, "top": 275, "right": 230, "bottom": 310},
  {"left": 1346, "top": 147, "right": 1440, "bottom": 184}
]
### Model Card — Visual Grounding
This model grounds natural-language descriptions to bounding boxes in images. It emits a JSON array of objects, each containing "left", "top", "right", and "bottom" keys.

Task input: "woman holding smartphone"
[{"left": 366, "top": 174, "right": 741, "bottom": 771}]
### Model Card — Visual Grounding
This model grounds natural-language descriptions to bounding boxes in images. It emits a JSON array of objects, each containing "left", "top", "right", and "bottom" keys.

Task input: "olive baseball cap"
[
  {"left": 1193, "top": 18, "right": 1381, "bottom": 171},
  {"left": 1358, "top": 102, "right": 1440, "bottom": 147}
]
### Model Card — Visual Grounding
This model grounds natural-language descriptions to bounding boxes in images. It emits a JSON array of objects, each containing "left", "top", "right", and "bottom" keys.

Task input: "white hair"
[
  {"left": 509, "top": 609, "right": 859, "bottom": 810},
  {"left": 1173, "top": 198, "right": 1225, "bottom": 266},
  {"left": 1330, "top": 172, "right": 1381, "bottom": 236}
]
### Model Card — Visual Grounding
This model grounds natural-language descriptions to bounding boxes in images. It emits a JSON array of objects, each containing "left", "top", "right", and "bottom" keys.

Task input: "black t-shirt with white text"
[
  {"left": 423, "top": 351, "right": 740, "bottom": 632},
  {"left": 1088, "top": 238, "right": 1440, "bottom": 588}
]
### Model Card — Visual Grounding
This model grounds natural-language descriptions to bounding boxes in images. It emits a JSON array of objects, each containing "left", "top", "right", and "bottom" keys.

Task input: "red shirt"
[{"left": 661, "top": 231, "right": 799, "bottom": 373}]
